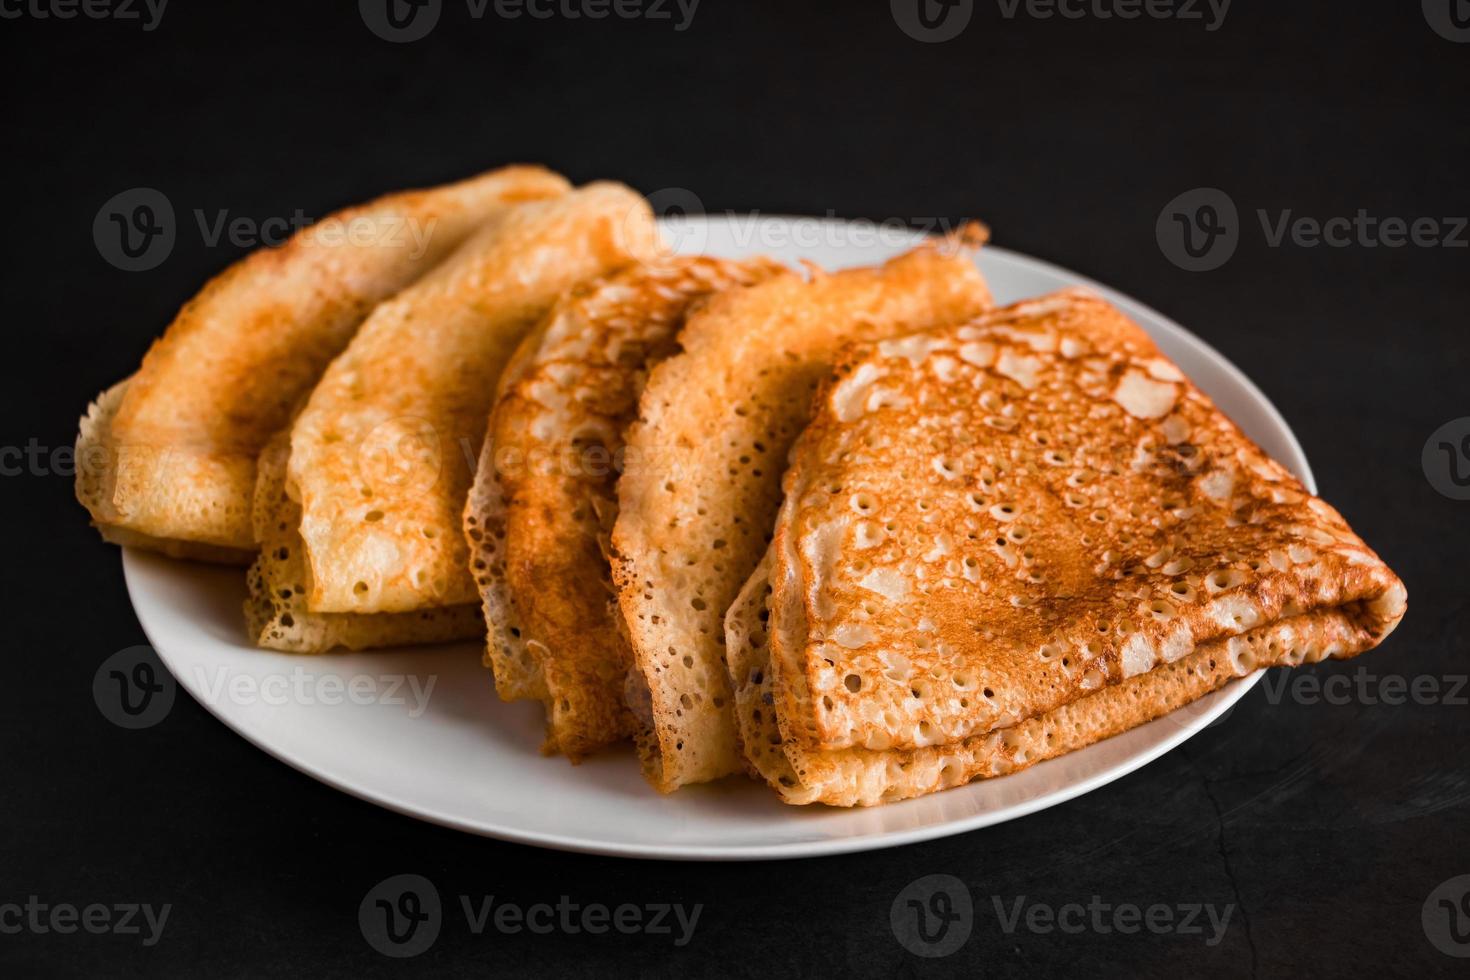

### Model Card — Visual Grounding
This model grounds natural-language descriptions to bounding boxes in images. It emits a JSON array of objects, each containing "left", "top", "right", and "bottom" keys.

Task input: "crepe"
[
  {"left": 728, "top": 288, "right": 1407, "bottom": 805},
  {"left": 728, "top": 552, "right": 1380, "bottom": 805},
  {"left": 610, "top": 234, "right": 994, "bottom": 791},
  {"left": 465, "top": 256, "right": 787, "bottom": 759},
  {"left": 286, "top": 182, "right": 663, "bottom": 624},
  {"left": 247, "top": 432, "right": 482, "bottom": 652},
  {"left": 75, "top": 165, "right": 572, "bottom": 562}
]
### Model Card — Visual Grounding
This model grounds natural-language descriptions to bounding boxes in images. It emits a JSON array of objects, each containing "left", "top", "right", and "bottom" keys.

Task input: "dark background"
[{"left": 3, "top": 0, "right": 1467, "bottom": 976}]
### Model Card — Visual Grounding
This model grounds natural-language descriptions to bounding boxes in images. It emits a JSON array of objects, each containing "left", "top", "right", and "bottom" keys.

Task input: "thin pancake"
[
  {"left": 247, "top": 432, "right": 481, "bottom": 653},
  {"left": 76, "top": 165, "right": 571, "bottom": 560},
  {"left": 78, "top": 383, "right": 259, "bottom": 563},
  {"left": 289, "top": 183, "right": 663, "bottom": 616},
  {"left": 727, "top": 549, "right": 1373, "bottom": 806},
  {"left": 735, "top": 288, "right": 1405, "bottom": 803},
  {"left": 610, "top": 235, "right": 993, "bottom": 792},
  {"left": 466, "top": 256, "right": 786, "bottom": 759}
]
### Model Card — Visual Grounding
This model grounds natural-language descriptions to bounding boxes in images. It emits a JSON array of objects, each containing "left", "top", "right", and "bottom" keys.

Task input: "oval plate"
[{"left": 125, "top": 214, "right": 1311, "bottom": 860}]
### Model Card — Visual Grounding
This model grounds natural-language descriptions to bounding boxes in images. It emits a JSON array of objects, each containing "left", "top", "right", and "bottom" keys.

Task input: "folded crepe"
[
  {"left": 76, "top": 165, "right": 572, "bottom": 562},
  {"left": 248, "top": 431, "right": 483, "bottom": 652},
  {"left": 465, "top": 255, "right": 788, "bottom": 759},
  {"left": 610, "top": 234, "right": 994, "bottom": 792},
  {"left": 727, "top": 288, "right": 1407, "bottom": 806},
  {"left": 256, "top": 182, "right": 662, "bottom": 654}
]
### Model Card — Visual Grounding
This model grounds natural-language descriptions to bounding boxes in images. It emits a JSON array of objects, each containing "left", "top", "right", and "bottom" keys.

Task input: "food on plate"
[
  {"left": 726, "top": 288, "right": 1407, "bottom": 805},
  {"left": 610, "top": 233, "right": 994, "bottom": 792},
  {"left": 278, "top": 182, "right": 662, "bottom": 644},
  {"left": 83, "top": 164, "right": 1411, "bottom": 813},
  {"left": 465, "top": 255, "right": 788, "bottom": 759},
  {"left": 75, "top": 165, "right": 572, "bottom": 562}
]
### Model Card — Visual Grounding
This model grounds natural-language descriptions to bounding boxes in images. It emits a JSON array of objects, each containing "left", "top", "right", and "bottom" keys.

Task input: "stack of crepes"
[
  {"left": 79, "top": 165, "right": 666, "bottom": 651},
  {"left": 605, "top": 275, "right": 1405, "bottom": 802},
  {"left": 467, "top": 234, "right": 996, "bottom": 764},
  {"left": 77, "top": 167, "right": 1407, "bottom": 807}
]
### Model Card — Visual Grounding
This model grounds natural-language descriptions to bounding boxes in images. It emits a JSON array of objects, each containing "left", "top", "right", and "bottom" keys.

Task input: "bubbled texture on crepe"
[
  {"left": 728, "top": 545, "right": 1374, "bottom": 806},
  {"left": 466, "top": 256, "right": 787, "bottom": 760},
  {"left": 610, "top": 243, "right": 993, "bottom": 792},
  {"left": 246, "top": 433, "right": 481, "bottom": 652},
  {"left": 78, "top": 165, "right": 571, "bottom": 555},
  {"left": 772, "top": 288, "right": 1407, "bottom": 757},
  {"left": 459, "top": 309, "right": 567, "bottom": 703},
  {"left": 289, "top": 183, "right": 664, "bottom": 615}
]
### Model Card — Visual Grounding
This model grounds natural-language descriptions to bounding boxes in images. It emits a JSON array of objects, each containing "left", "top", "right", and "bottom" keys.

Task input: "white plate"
[{"left": 124, "top": 214, "right": 1314, "bottom": 861}]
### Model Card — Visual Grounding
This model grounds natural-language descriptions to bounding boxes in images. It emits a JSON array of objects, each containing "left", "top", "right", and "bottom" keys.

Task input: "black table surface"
[{"left": 3, "top": 1, "right": 1467, "bottom": 976}]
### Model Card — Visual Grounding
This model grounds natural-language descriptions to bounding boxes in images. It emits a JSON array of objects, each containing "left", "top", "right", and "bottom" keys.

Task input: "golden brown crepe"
[
  {"left": 283, "top": 183, "right": 663, "bottom": 629},
  {"left": 610, "top": 234, "right": 994, "bottom": 792},
  {"left": 76, "top": 165, "right": 571, "bottom": 562},
  {"left": 465, "top": 255, "right": 787, "bottom": 759},
  {"left": 728, "top": 288, "right": 1407, "bottom": 805},
  {"left": 247, "top": 432, "right": 482, "bottom": 652}
]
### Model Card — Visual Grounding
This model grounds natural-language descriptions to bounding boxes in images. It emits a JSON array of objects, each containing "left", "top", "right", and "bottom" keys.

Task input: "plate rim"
[{"left": 124, "top": 214, "right": 1315, "bottom": 861}]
